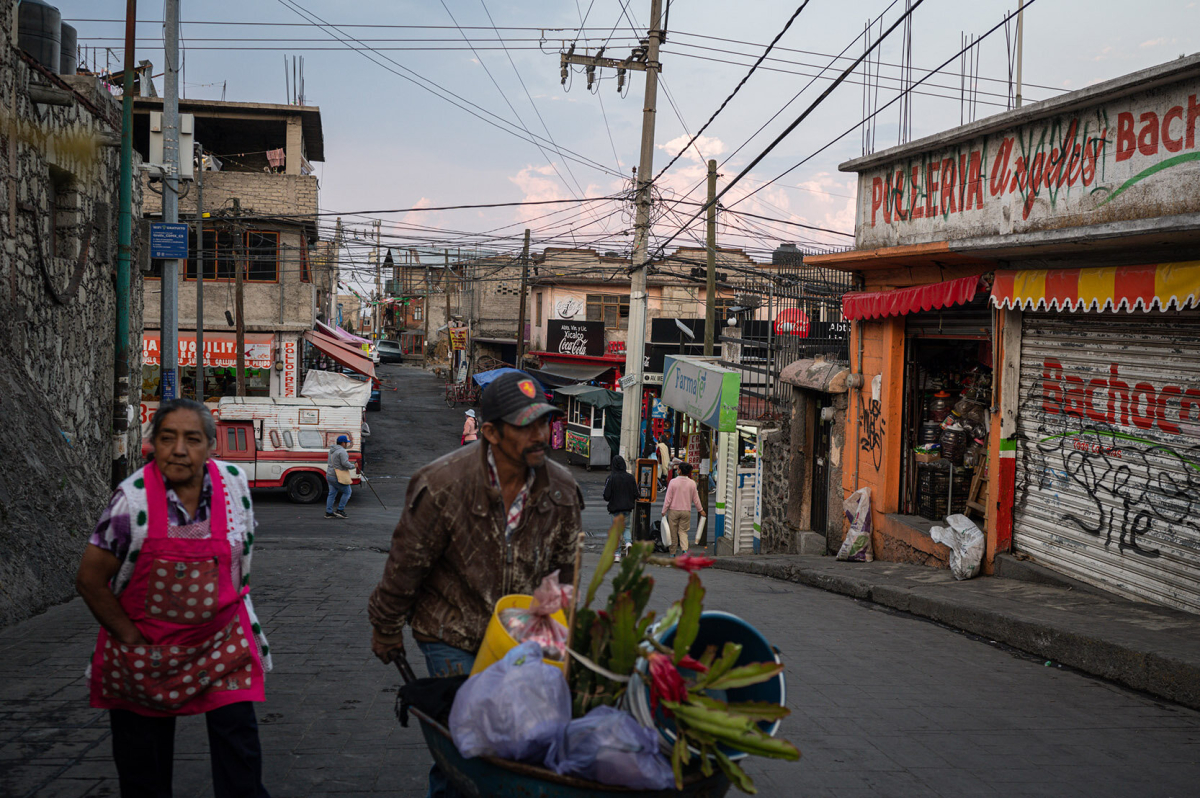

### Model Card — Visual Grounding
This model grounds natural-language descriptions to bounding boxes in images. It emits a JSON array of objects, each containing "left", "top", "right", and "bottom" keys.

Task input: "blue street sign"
[{"left": 150, "top": 222, "right": 189, "bottom": 259}]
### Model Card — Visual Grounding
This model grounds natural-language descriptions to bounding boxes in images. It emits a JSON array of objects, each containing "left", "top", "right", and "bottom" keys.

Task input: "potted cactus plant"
[{"left": 567, "top": 520, "right": 800, "bottom": 793}]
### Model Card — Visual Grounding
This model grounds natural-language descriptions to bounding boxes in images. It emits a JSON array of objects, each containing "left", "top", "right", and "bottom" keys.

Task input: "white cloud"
[
  {"left": 657, "top": 134, "right": 727, "bottom": 163},
  {"left": 1139, "top": 38, "right": 1168, "bottom": 48}
]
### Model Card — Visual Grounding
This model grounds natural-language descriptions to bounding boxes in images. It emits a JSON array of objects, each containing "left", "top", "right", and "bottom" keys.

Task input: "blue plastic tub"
[{"left": 636, "top": 611, "right": 786, "bottom": 760}]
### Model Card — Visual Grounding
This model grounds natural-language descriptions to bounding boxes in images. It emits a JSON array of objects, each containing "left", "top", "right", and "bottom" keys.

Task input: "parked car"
[{"left": 376, "top": 339, "right": 404, "bottom": 363}]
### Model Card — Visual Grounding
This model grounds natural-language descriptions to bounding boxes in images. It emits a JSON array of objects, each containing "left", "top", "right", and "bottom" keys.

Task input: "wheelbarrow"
[{"left": 393, "top": 655, "right": 731, "bottom": 798}]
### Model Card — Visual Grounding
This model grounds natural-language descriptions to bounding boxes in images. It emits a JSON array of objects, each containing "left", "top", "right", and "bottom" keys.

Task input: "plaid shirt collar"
[{"left": 486, "top": 448, "right": 535, "bottom": 540}]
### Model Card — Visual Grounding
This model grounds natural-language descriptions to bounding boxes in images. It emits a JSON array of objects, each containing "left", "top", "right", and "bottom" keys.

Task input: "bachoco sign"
[
  {"left": 547, "top": 319, "right": 605, "bottom": 357},
  {"left": 661, "top": 355, "right": 741, "bottom": 432}
]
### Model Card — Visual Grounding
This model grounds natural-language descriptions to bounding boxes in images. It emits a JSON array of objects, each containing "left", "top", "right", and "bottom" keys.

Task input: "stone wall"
[
  {"left": 759, "top": 423, "right": 794, "bottom": 553},
  {"left": 0, "top": 19, "right": 144, "bottom": 626}
]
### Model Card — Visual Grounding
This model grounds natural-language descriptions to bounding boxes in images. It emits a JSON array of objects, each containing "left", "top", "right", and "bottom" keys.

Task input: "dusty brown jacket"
[{"left": 368, "top": 440, "right": 583, "bottom": 653}]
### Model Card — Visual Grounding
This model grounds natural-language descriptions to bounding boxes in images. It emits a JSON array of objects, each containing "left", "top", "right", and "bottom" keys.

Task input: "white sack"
[
  {"left": 301, "top": 370, "right": 371, "bottom": 406},
  {"left": 930, "top": 513, "right": 985, "bottom": 580}
]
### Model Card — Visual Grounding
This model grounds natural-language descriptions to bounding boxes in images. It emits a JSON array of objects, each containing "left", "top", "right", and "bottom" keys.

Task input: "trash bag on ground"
[
  {"left": 499, "top": 570, "right": 571, "bottom": 660},
  {"left": 543, "top": 706, "right": 674, "bottom": 790},
  {"left": 837, "top": 486, "right": 874, "bottom": 562},
  {"left": 930, "top": 513, "right": 985, "bottom": 580},
  {"left": 449, "top": 641, "right": 571, "bottom": 762}
]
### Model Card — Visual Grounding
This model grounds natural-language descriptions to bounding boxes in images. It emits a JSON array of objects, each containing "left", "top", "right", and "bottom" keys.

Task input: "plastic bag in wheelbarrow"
[
  {"left": 449, "top": 641, "right": 571, "bottom": 762},
  {"left": 544, "top": 705, "right": 674, "bottom": 790}
]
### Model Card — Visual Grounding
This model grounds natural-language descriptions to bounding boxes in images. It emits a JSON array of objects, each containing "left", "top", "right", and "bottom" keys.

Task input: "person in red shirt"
[{"left": 660, "top": 462, "right": 706, "bottom": 556}]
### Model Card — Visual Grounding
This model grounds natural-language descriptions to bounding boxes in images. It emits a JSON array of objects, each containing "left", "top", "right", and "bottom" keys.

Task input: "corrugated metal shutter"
[
  {"left": 1013, "top": 309, "right": 1200, "bottom": 613},
  {"left": 906, "top": 297, "right": 994, "bottom": 339}
]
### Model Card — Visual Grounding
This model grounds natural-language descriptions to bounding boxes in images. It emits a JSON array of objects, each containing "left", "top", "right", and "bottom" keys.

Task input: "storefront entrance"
[{"left": 900, "top": 301, "right": 993, "bottom": 526}]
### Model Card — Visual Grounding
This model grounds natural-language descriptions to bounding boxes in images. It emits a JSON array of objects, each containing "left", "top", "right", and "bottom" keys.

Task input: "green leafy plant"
[{"left": 567, "top": 519, "right": 800, "bottom": 793}]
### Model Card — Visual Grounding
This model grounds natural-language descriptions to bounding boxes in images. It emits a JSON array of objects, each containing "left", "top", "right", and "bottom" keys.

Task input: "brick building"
[{"left": 135, "top": 96, "right": 325, "bottom": 431}]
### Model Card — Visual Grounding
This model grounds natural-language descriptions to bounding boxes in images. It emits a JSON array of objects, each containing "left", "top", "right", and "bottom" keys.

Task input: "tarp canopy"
[
  {"left": 527, "top": 361, "right": 614, "bottom": 388},
  {"left": 300, "top": 370, "right": 372, "bottom": 406},
  {"left": 472, "top": 368, "right": 548, "bottom": 395},
  {"left": 842, "top": 274, "right": 983, "bottom": 321},
  {"left": 991, "top": 262, "right": 1200, "bottom": 313},
  {"left": 303, "top": 330, "right": 376, "bottom": 379},
  {"left": 316, "top": 319, "right": 370, "bottom": 347},
  {"left": 553, "top": 383, "right": 623, "bottom": 410}
]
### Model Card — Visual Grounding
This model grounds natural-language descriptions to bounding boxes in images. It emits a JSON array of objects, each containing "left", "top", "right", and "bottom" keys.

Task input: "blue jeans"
[
  {"left": 417, "top": 641, "right": 477, "bottom": 798},
  {"left": 611, "top": 512, "right": 631, "bottom": 546},
  {"left": 325, "top": 477, "right": 351, "bottom": 512}
]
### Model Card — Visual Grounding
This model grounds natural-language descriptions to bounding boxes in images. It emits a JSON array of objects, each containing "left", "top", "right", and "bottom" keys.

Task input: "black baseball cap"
[{"left": 479, "top": 371, "right": 560, "bottom": 426}]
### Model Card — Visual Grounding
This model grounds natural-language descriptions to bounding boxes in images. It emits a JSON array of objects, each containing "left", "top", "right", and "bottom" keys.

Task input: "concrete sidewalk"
[{"left": 712, "top": 554, "right": 1200, "bottom": 711}]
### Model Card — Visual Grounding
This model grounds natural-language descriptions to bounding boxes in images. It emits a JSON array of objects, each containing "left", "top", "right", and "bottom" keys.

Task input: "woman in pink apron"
[{"left": 76, "top": 398, "right": 270, "bottom": 798}]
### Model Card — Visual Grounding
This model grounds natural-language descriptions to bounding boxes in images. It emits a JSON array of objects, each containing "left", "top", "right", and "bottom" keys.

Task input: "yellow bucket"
[{"left": 470, "top": 594, "right": 569, "bottom": 676}]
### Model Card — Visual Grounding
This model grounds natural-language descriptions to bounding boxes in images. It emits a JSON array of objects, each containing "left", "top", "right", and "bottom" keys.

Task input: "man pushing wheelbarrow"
[{"left": 368, "top": 371, "right": 584, "bottom": 798}]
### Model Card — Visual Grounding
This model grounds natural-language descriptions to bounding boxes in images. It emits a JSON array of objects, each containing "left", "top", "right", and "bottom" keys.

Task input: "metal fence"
[{"left": 718, "top": 264, "right": 853, "bottom": 421}]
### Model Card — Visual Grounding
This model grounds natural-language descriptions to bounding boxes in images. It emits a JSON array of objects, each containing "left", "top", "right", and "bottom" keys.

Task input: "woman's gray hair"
[{"left": 149, "top": 398, "right": 217, "bottom": 445}]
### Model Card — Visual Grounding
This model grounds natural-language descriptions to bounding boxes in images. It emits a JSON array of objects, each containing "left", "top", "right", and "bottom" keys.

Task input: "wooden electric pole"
[
  {"left": 232, "top": 199, "right": 246, "bottom": 397},
  {"left": 516, "top": 228, "right": 530, "bottom": 365},
  {"left": 704, "top": 159, "right": 718, "bottom": 357}
]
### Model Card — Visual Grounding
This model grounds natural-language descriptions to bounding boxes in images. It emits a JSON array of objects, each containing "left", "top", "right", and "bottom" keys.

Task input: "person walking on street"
[
  {"left": 369, "top": 370, "right": 584, "bottom": 798},
  {"left": 326, "top": 435, "right": 354, "bottom": 519},
  {"left": 461, "top": 409, "right": 478, "bottom": 446},
  {"left": 75, "top": 398, "right": 272, "bottom": 798},
  {"left": 603, "top": 455, "right": 638, "bottom": 562},
  {"left": 655, "top": 437, "right": 673, "bottom": 488},
  {"left": 662, "top": 462, "right": 706, "bottom": 556}
]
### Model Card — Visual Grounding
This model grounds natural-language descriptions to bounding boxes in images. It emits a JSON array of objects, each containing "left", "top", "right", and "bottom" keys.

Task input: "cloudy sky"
[{"left": 61, "top": 0, "right": 1200, "bottom": 277}]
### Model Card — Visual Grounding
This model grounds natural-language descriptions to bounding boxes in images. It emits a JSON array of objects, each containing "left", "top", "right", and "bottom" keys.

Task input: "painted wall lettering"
[{"left": 856, "top": 84, "right": 1200, "bottom": 248}]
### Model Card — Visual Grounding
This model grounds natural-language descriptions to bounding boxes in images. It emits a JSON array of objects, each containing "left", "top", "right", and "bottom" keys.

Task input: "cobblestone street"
[{"left": 3, "top": 366, "right": 1199, "bottom": 797}]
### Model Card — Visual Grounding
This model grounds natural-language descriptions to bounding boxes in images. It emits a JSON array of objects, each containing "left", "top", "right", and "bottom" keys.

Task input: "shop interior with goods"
[{"left": 901, "top": 333, "right": 993, "bottom": 528}]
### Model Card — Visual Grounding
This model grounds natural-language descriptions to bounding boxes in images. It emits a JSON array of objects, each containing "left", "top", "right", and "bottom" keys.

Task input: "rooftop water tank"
[
  {"left": 17, "top": 0, "right": 62, "bottom": 73},
  {"left": 59, "top": 21, "right": 76, "bottom": 75}
]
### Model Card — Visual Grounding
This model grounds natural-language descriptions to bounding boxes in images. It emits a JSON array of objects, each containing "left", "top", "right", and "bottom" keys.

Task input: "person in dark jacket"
[{"left": 603, "top": 455, "right": 638, "bottom": 562}]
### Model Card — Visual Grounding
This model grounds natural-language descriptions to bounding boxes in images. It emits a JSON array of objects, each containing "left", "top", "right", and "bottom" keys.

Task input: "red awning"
[
  {"left": 303, "top": 330, "right": 376, "bottom": 379},
  {"left": 842, "top": 274, "right": 983, "bottom": 321}
]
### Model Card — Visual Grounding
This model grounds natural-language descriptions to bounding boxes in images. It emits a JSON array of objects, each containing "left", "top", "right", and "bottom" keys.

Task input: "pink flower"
[
  {"left": 648, "top": 652, "right": 688, "bottom": 715},
  {"left": 676, "top": 654, "right": 709, "bottom": 674},
  {"left": 673, "top": 553, "right": 716, "bottom": 573}
]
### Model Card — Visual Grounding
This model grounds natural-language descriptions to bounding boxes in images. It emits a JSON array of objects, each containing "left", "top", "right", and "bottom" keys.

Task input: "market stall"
[{"left": 554, "top": 384, "right": 621, "bottom": 470}]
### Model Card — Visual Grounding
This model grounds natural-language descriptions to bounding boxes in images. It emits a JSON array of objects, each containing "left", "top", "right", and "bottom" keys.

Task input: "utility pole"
[
  {"left": 159, "top": 0, "right": 181, "bottom": 400},
  {"left": 194, "top": 142, "right": 205, "bottom": 400},
  {"left": 112, "top": 0, "right": 137, "bottom": 485},
  {"left": 704, "top": 159, "right": 717, "bottom": 357},
  {"left": 373, "top": 219, "right": 382, "bottom": 341},
  {"left": 516, "top": 228, "right": 531, "bottom": 365},
  {"left": 444, "top": 249, "right": 452, "bottom": 332},
  {"left": 328, "top": 217, "right": 342, "bottom": 324},
  {"left": 563, "top": 0, "right": 663, "bottom": 459},
  {"left": 423, "top": 258, "right": 432, "bottom": 364},
  {"left": 1014, "top": 0, "right": 1025, "bottom": 108},
  {"left": 232, "top": 199, "right": 246, "bottom": 397}
]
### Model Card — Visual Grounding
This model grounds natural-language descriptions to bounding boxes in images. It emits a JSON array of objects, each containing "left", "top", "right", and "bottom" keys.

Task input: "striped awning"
[{"left": 991, "top": 262, "right": 1200, "bottom": 313}]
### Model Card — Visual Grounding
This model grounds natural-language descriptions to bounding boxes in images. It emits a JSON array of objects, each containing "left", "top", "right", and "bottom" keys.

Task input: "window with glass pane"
[
  {"left": 586, "top": 294, "right": 629, "bottom": 329},
  {"left": 246, "top": 231, "right": 279, "bottom": 281}
]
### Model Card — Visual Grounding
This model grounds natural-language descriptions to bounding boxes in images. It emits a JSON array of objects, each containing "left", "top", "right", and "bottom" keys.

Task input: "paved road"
[{"left": 3, "top": 364, "right": 1199, "bottom": 797}]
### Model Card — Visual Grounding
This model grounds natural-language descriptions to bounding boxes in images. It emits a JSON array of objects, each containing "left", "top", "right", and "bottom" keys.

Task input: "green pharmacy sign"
[{"left": 661, "top": 355, "right": 741, "bottom": 432}]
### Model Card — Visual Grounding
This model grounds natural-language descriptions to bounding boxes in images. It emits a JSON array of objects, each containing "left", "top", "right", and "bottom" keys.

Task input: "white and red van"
[
  {"left": 216, "top": 397, "right": 364, "bottom": 503},
  {"left": 142, "top": 397, "right": 365, "bottom": 503}
]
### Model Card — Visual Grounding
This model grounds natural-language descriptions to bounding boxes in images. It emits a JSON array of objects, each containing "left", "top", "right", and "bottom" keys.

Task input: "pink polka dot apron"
[{"left": 90, "top": 460, "right": 265, "bottom": 716}]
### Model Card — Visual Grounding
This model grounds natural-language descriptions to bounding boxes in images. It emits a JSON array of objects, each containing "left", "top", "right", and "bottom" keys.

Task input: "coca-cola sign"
[{"left": 548, "top": 320, "right": 604, "bottom": 357}]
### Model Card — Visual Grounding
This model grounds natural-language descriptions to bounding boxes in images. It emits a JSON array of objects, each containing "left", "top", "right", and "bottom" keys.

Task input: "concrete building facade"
[{"left": 135, "top": 97, "right": 325, "bottom": 431}]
